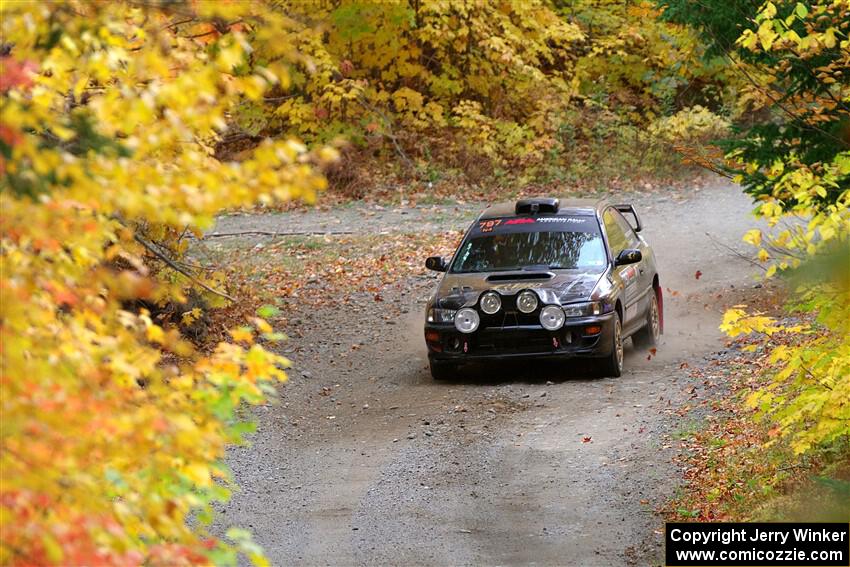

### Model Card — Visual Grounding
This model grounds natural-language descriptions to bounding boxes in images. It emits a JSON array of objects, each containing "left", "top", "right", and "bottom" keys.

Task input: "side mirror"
[
  {"left": 615, "top": 249, "right": 642, "bottom": 266},
  {"left": 425, "top": 256, "right": 448, "bottom": 272}
]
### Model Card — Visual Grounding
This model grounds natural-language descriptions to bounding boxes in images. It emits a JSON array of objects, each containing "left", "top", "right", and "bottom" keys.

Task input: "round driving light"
[
  {"left": 540, "top": 305, "right": 566, "bottom": 331},
  {"left": 454, "top": 308, "right": 480, "bottom": 334},
  {"left": 516, "top": 290, "right": 539, "bottom": 313},
  {"left": 480, "top": 292, "right": 501, "bottom": 315}
]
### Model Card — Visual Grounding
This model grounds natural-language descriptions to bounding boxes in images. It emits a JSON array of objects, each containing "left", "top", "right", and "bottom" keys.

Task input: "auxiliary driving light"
[
  {"left": 516, "top": 290, "right": 538, "bottom": 313},
  {"left": 454, "top": 308, "right": 480, "bottom": 334},
  {"left": 480, "top": 291, "right": 501, "bottom": 315},
  {"left": 540, "top": 305, "right": 566, "bottom": 331}
]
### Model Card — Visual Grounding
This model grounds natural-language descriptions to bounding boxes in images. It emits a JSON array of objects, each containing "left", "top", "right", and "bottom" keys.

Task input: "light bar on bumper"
[
  {"left": 454, "top": 308, "right": 480, "bottom": 333},
  {"left": 540, "top": 305, "right": 566, "bottom": 330}
]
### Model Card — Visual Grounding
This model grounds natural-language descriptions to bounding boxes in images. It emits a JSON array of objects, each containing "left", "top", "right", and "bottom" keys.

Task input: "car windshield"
[{"left": 451, "top": 230, "right": 607, "bottom": 273}]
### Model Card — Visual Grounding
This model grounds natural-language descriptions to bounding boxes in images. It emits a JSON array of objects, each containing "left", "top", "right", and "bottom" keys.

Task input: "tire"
[
  {"left": 429, "top": 359, "right": 456, "bottom": 380},
  {"left": 599, "top": 315, "right": 624, "bottom": 378},
  {"left": 632, "top": 291, "right": 660, "bottom": 349}
]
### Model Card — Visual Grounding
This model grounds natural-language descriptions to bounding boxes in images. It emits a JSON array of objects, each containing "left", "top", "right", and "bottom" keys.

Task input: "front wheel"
[
  {"left": 632, "top": 292, "right": 660, "bottom": 348},
  {"left": 429, "top": 359, "right": 456, "bottom": 380},
  {"left": 598, "top": 315, "right": 623, "bottom": 378}
]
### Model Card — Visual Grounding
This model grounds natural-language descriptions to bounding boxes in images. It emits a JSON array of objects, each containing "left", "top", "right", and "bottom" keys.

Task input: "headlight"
[
  {"left": 562, "top": 301, "right": 604, "bottom": 317},
  {"left": 454, "top": 308, "right": 480, "bottom": 334},
  {"left": 516, "top": 290, "right": 539, "bottom": 313},
  {"left": 540, "top": 305, "right": 566, "bottom": 331},
  {"left": 479, "top": 291, "right": 501, "bottom": 315},
  {"left": 427, "top": 308, "right": 457, "bottom": 323}
]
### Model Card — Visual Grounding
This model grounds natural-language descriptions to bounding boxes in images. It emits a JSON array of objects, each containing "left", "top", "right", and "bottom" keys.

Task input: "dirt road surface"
[{"left": 213, "top": 180, "right": 763, "bottom": 566}]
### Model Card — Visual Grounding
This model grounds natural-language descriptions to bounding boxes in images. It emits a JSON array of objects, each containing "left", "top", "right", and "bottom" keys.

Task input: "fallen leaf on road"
[{"left": 582, "top": 436, "right": 592, "bottom": 443}]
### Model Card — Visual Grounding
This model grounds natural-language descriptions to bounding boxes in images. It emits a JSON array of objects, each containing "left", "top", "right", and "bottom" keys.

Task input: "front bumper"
[{"left": 425, "top": 311, "right": 616, "bottom": 362}]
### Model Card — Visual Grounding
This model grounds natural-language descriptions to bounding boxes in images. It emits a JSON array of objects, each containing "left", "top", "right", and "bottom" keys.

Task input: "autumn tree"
[
  {"left": 559, "top": 0, "right": 733, "bottom": 118},
  {"left": 665, "top": 0, "right": 849, "bottom": 454},
  {"left": 661, "top": 0, "right": 850, "bottom": 206},
  {"left": 233, "top": 0, "right": 587, "bottom": 170},
  {"left": 0, "top": 2, "right": 334, "bottom": 564}
]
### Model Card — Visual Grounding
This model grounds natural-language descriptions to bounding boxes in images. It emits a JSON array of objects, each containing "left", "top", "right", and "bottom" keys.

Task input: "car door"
[
  {"left": 609, "top": 208, "right": 653, "bottom": 330},
  {"left": 602, "top": 208, "right": 642, "bottom": 329}
]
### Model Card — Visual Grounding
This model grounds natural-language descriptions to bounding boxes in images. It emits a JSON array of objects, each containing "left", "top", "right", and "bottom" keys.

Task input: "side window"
[
  {"left": 612, "top": 210, "right": 639, "bottom": 248},
  {"left": 602, "top": 209, "right": 629, "bottom": 255}
]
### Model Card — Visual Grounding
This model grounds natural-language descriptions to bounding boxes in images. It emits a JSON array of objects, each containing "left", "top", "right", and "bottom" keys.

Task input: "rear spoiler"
[{"left": 614, "top": 204, "right": 642, "bottom": 232}]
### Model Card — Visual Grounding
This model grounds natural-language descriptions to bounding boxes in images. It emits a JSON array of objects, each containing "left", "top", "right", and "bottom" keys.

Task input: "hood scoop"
[{"left": 486, "top": 272, "right": 553, "bottom": 282}]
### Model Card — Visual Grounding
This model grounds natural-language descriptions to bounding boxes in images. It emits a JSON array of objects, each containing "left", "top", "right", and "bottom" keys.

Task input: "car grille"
[
  {"left": 480, "top": 308, "right": 540, "bottom": 328},
  {"left": 477, "top": 328, "right": 558, "bottom": 354},
  {"left": 438, "top": 324, "right": 598, "bottom": 356}
]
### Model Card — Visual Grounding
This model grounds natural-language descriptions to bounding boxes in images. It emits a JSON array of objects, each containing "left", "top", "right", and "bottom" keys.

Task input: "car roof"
[{"left": 478, "top": 198, "right": 609, "bottom": 220}]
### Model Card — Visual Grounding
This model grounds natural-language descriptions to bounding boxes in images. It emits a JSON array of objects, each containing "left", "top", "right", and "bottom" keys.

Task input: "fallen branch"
[
  {"left": 704, "top": 232, "right": 767, "bottom": 272},
  {"left": 134, "top": 233, "right": 237, "bottom": 301},
  {"left": 203, "top": 229, "right": 355, "bottom": 238}
]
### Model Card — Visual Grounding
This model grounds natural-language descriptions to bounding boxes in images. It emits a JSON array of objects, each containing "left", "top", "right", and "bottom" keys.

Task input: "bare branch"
[
  {"left": 203, "top": 229, "right": 354, "bottom": 239},
  {"left": 704, "top": 232, "right": 768, "bottom": 271},
  {"left": 355, "top": 95, "right": 416, "bottom": 171},
  {"left": 134, "top": 233, "right": 237, "bottom": 301}
]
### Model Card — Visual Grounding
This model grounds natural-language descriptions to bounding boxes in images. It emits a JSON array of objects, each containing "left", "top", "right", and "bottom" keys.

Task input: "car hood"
[{"left": 434, "top": 269, "right": 607, "bottom": 309}]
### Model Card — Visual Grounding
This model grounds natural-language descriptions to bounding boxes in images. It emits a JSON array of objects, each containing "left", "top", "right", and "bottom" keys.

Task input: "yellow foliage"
[
  {"left": 259, "top": 0, "right": 583, "bottom": 164},
  {"left": 721, "top": 0, "right": 850, "bottom": 457},
  {"left": 0, "top": 2, "right": 331, "bottom": 564},
  {"left": 647, "top": 106, "right": 731, "bottom": 145}
]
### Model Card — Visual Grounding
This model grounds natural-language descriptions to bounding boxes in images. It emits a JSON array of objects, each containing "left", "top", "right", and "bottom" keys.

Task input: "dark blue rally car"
[{"left": 423, "top": 198, "right": 662, "bottom": 379}]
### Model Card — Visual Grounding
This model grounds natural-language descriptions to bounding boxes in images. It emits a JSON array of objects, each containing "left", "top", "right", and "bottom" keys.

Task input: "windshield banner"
[{"left": 475, "top": 216, "right": 599, "bottom": 235}]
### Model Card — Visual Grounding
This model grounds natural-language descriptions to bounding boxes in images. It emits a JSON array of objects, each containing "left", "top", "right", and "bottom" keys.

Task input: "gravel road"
[{"left": 213, "top": 180, "right": 763, "bottom": 566}]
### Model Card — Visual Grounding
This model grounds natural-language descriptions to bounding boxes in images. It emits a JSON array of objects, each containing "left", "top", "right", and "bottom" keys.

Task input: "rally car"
[{"left": 424, "top": 198, "right": 662, "bottom": 379}]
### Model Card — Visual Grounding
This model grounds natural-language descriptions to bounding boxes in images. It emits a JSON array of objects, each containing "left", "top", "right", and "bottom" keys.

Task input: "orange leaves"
[
  {"left": 45, "top": 283, "right": 79, "bottom": 308},
  {"left": 0, "top": 123, "right": 23, "bottom": 148},
  {"left": 0, "top": 2, "right": 322, "bottom": 564},
  {"left": 2, "top": 490, "right": 146, "bottom": 567},
  {"left": 339, "top": 59, "right": 354, "bottom": 76},
  {"left": 114, "top": 270, "right": 155, "bottom": 300},
  {"left": 229, "top": 326, "right": 254, "bottom": 344},
  {"left": 0, "top": 57, "right": 37, "bottom": 92}
]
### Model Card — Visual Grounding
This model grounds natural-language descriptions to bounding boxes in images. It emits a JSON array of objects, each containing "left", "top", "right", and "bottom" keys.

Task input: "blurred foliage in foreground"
[
  {"left": 690, "top": 0, "right": 850, "bottom": 456},
  {"left": 0, "top": 2, "right": 335, "bottom": 564},
  {"left": 666, "top": 0, "right": 849, "bottom": 515}
]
